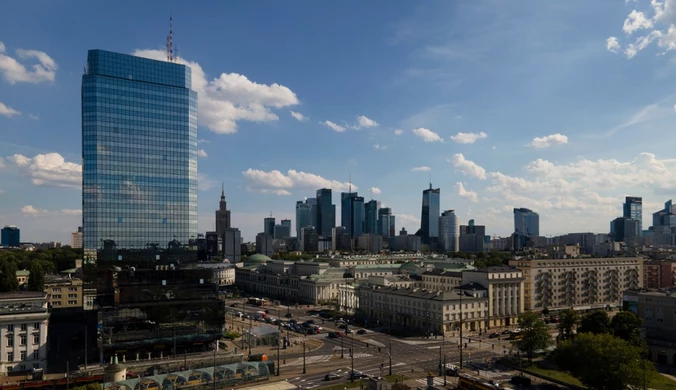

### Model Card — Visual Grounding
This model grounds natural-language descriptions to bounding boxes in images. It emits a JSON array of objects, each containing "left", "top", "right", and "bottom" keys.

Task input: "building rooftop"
[
  {"left": 364, "top": 285, "right": 484, "bottom": 301},
  {"left": 15, "top": 270, "right": 30, "bottom": 277},
  {"left": 457, "top": 282, "right": 488, "bottom": 291},
  {"left": 475, "top": 266, "right": 521, "bottom": 273},
  {"left": 246, "top": 254, "right": 272, "bottom": 263},
  {"left": 353, "top": 264, "right": 403, "bottom": 270},
  {"left": 422, "top": 269, "right": 462, "bottom": 277}
]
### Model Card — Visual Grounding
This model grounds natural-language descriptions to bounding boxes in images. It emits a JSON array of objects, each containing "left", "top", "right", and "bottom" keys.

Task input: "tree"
[
  {"left": 578, "top": 310, "right": 611, "bottom": 335},
  {"left": 513, "top": 311, "right": 551, "bottom": 364},
  {"left": 557, "top": 308, "right": 579, "bottom": 342},
  {"left": 27, "top": 262, "right": 45, "bottom": 292},
  {"left": 541, "top": 307, "right": 550, "bottom": 317},
  {"left": 0, "top": 261, "right": 19, "bottom": 292},
  {"left": 610, "top": 311, "right": 644, "bottom": 347},
  {"left": 556, "top": 332, "right": 655, "bottom": 390}
]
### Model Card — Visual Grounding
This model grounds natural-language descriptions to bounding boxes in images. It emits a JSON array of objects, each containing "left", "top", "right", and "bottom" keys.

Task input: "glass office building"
[
  {"left": 420, "top": 184, "right": 440, "bottom": 243},
  {"left": 82, "top": 50, "right": 198, "bottom": 262}
]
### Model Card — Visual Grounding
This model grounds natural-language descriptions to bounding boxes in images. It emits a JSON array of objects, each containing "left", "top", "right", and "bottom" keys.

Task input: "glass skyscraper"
[
  {"left": 364, "top": 200, "right": 380, "bottom": 235},
  {"left": 82, "top": 50, "right": 197, "bottom": 261},
  {"left": 316, "top": 188, "right": 335, "bottom": 236},
  {"left": 420, "top": 184, "right": 440, "bottom": 244},
  {"left": 623, "top": 196, "right": 642, "bottom": 236}
]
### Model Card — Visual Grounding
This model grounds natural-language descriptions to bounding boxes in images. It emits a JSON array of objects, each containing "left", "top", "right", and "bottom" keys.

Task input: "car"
[
  {"left": 338, "top": 324, "right": 348, "bottom": 329},
  {"left": 289, "top": 319, "right": 298, "bottom": 324},
  {"left": 344, "top": 328, "right": 353, "bottom": 334},
  {"left": 229, "top": 303, "right": 239, "bottom": 307},
  {"left": 349, "top": 371, "right": 368, "bottom": 379},
  {"left": 489, "top": 332, "right": 500, "bottom": 339},
  {"left": 357, "top": 329, "right": 367, "bottom": 335},
  {"left": 285, "top": 313, "right": 294, "bottom": 318},
  {"left": 325, "top": 373, "right": 341, "bottom": 381},
  {"left": 501, "top": 330, "right": 512, "bottom": 335}
]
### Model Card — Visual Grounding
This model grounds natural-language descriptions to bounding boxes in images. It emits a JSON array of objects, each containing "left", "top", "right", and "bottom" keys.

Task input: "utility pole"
[
  {"left": 350, "top": 347, "right": 354, "bottom": 382},
  {"left": 388, "top": 341, "right": 392, "bottom": 376},
  {"left": 302, "top": 341, "right": 306, "bottom": 374},
  {"left": 438, "top": 342, "right": 443, "bottom": 376},
  {"left": 443, "top": 355, "right": 447, "bottom": 386},
  {"left": 277, "top": 321, "right": 281, "bottom": 376},
  {"left": 241, "top": 299, "right": 246, "bottom": 350},
  {"left": 213, "top": 346, "right": 217, "bottom": 390},
  {"left": 84, "top": 325, "right": 88, "bottom": 370},
  {"left": 459, "top": 289, "right": 464, "bottom": 370},
  {"left": 341, "top": 324, "right": 345, "bottom": 358}
]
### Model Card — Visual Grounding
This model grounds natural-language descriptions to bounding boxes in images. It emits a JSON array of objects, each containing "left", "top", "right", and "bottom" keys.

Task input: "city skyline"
[{"left": 2, "top": 1, "right": 676, "bottom": 242}]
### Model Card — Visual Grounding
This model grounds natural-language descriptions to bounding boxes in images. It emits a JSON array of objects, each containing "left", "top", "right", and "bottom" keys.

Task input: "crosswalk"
[
  {"left": 284, "top": 354, "right": 332, "bottom": 366},
  {"left": 363, "top": 339, "right": 386, "bottom": 348},
  {"left": 289, "top": 333, "right": 326, "bottom": 343},
  {"left": 395, "top": 339, "right": 442, "bottom": 345},
  {"left": 351, "top": 353, "right": 373, "bottom": 359},
  {"left": 415, "top": 376, "right": 446, "bottom": 387}
]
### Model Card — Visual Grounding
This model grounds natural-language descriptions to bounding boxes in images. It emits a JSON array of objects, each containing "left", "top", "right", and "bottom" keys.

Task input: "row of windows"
[
  {"left": 83, "top": 124, "right": 195, "bottom": 134},
  {"left": 6, "top": 324, "right": 40, "bottom": 332},
  {"left": 86, "top": 64, "right": 190, "bottom": 90},
  {"left": 6, "top": 350, "right": 40, "bottom": 362},
  {"left": 84, "top": 151, "right": 195, "bottom": 160},
  {"left": 83, "top": 106, "right": 191, "bottom": 122},
  {"left": 6, "top": 333, "right": 40, "bottom": 346},
  {"left": 82, "top": 88, "right": 191, "bottom": 104},
  {"left": 82, "top": 79, "right": 193, "bottom": 101},
  {"left": 84, "top": 140, "right": 194, "bottom": 149}
]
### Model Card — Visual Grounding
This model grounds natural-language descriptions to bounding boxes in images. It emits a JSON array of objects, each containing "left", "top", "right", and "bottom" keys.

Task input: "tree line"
[
  {"left": 513, "top": 309, "right": 655, "bottom": 390},
  {"left": 0, "top": 247, "right": 82, "bottom": 293}
]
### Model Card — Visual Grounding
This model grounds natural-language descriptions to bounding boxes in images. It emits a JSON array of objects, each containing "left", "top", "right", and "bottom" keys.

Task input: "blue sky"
[{"left": 2, "top": 0, "right": 676, "bottom": 243}]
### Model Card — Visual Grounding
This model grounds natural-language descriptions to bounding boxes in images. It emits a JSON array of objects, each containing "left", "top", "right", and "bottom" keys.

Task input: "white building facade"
[{"left": 0, "top": 292, "right": 50, "bottom": 374}]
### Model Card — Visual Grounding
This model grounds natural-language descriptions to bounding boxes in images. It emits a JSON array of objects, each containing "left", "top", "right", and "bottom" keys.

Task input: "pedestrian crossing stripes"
[
  {"left": 415, "top": 377, "right": 446, "bottom": 386},
  {"left": 284, "top": 354, "right": 332, "bottom": 366},
  {"left": 395, "top": 339, "right": 442, "bottom": 345},
  {"left": 351, "top": 353, "right": 373, "bottom": 359},
  {"left": 364, "top": 339, "right": 386, "bottom": 348}
]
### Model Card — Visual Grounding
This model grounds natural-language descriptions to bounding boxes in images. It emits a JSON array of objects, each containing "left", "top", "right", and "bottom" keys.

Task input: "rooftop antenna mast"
[
  {"left": 349, "top": 174, "right": 352, "bottom": 194},
  {"left": 166, "top": 15, "right": 174, "bottom": 62},
  {"left": 429, "top": 172, "right": 432, "bottom": 189}
]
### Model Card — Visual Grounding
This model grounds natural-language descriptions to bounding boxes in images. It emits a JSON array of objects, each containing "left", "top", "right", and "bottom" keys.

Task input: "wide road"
[{"left": 223, "top": 298, "right": 522, "bottom": 389}]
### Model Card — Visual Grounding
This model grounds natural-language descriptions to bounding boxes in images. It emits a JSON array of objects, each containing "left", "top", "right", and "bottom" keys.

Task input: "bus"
[{"left": 248, "top": 298, "right": 270, "bottom": 306}]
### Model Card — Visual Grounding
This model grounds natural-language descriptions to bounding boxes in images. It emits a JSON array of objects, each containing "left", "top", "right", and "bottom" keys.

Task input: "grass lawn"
[
  {"left": 315, "top": 375, "right": 407, "bottom": 390},
  {"left": 525, "top": 364, "right": 676, "bottom": 390}
]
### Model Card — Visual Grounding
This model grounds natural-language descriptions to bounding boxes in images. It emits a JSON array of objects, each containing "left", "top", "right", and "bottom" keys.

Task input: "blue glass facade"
[
  {"left": 1, "top": 226, "right": 20, "bottom": 247},
  {"left": 623, "top": 196, "right": 642, "bottom": 236},
  {"left": 82, "top": 50, "right": 197, "bottom": 258},
  {"left": 420, "top": 185, "right": 440, "bottom": 243},
  {"left": 316, "top": 189, "right": 335, "bottom": 236}
]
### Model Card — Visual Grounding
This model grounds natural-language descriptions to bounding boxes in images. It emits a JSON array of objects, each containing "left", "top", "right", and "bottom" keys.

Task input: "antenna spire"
[
  {"left": 166, "top": 15, "right": 174, "bottom": 62},
  {"left": 429, "top": 172, "right": 432, "bottom": 189},
  {"left": 349, "top": 174, "right": 352, "bottom": 194}
]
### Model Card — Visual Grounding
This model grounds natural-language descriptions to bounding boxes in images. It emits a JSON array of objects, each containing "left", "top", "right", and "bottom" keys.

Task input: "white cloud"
[
  {"left": 370, "top": 186, "right": 382, "bottom": 196},
  {"left": 8, "top": 153, "right": 81, "bottom": 188},
  {"left": 21, "top": 205, "right": 81, "bottom": 217},
  {"left": 321, "top": 120, "right": 347, "bottom": 132},
  {"left": 528, "top": 133, "right": 569, "bottom": 148},
  {"left": 450, "top": 131, "right": 488, "bottom": 144},
  {"left": 0, "top": 157, "right": 4, "bottom": 169},
  {"left": 0, "top": 102, "right": 20, "bottom": 117},
  {"left": 242, "top": 168, "right": 354, "bottom": 194},
  {"left": 0, "top": 41, "right": 58, "bottom": 84},
  {"left": 133, "top": 49, "right": 299, "bottom": 134},
  {"left": 354, "top": 115, "right": 379, "bottom": 129},
  {"left": 198, "top": 173, "right": 218, "bottom": 192},
  {"left": 197, "top": 149, "right": 208, "bottom": 158},
  {"left": 456, "top": 182, "right": 479, "bottom": 202},
  {"left": 623, "top": 10, "right": 654, "bottom": 34},
  {"left": 411, "top": 166, "right": 431, "bottom": 172},
  {"left": 412, "top": 127, "right": 443, "bottom": 143},
  {"left": 398, "top": 214, "right": 421, "bottom": 229},
  {"left": 625, "top": 30, "right": 662, "bottom": 58},
  {"left": 448, "top": 153, "right": 487, "bottom": 180},
  {"left": 28, "top": 114, "right": 38, "bottom": 120},
  {"left": 373, "top": 144, "right": 388, "bottom": 150},
  {"left": 197, "top": 139, "right": 211, "bottom": 144},
  {"left": 606, "top": 37, "right": 621, "bottom": 53},
  {"left": 290, "top": 111, "right": 308, "bottom": 122},
  {"left": 394, "top": 129, "right": 404, "bottom": 135}
]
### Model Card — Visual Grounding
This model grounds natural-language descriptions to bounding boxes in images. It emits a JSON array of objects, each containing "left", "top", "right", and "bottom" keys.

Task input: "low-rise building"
[
  {"left": 0, "top": 292, "right": 50, "bottom": 374},
  {"left": 357, "top": 285, "right": 488, "bottom": 335},
  {"left": 643, "top": 259, "right": 676, "bottom": 289},
  {"left": 422, "top": 269, "right": 462, "bottom": 292},
  {"left": 15, "top": 270, "right": 29, "bottom": 287},
  {"left": 511, "top": 257, "right": 642, "bottom": 312},
  {"left": 462, "top": 266, "right": 524, "bottom": 328},
  {"left": 45, "top": 276, "right": 83, "bottom": 310},
  {"left": 193, "top": 262, "right": 236, "bottom": 286},
  {"left": 623, "top": 289, "right": 676, "bottom": 365}
]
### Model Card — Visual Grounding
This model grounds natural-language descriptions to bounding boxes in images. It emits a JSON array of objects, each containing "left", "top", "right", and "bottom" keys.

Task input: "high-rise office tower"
[
  {"left": 215, "top": 184, "right": 232, "bottom": 239},
  {"left": 223, "top": 228, "right": 242, "bottom": 263},
  {"left": 420, "top": 183, "right": 441, "bottom": 244},
  {"left": 364, "top": 200, "right": 380, "bottom": 235},
  {"left": 273, "top": 224, "right": 291, "bottom": 239},
  {"left": 82, "top": 50, "right": 197, "bottom": 261},
  {"left": 377, "top": 208, "right": 396, "bottom": 238},
  {"left": 316, "top": 188, "right": 335, "bottom": 236},
  {"left": 514, "top": 208, "right": 539, "bottom": 249},
  {"left": 459, "top": 220, "right": 486, "bottom": 252},
  {"left": 1, "top": 226, "right": 20, "bottom": 248},
  {"left": 296, "top": 199, "right": 313, "bottom": 237},
  {"left": 341, "top": 192, "right": 365, "bottom": 238},
  {"left": 438, "top": 210, "right": 459, "bottom": 253},
  {"left": 623, "top": 196, "right": 642, "bottom": 236},
  {"left": 264, "top": 217, "right": 276, "bottom": 236}
]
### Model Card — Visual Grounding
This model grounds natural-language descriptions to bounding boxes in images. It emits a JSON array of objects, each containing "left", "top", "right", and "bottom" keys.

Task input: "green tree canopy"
[
  {"left": 556, "top": 332, "right": 655, "bottom": 390},
  {"left": 578, "top": 310, "right": 611, "bottom": 335},
  {"left": 26, "top": 262, "right": 45, "bottom": 292},
  {"left": 610, "top": 311, "right": 644, "bottom": 347},
  {"left": 513, "top": 311, "right": 551, "bottom": 364},
  {"left": 0, "top": 261, "right": 20, "bottom": 292},
  {"left": 557, "top": 308, "right": 579, "bottom": 342}
]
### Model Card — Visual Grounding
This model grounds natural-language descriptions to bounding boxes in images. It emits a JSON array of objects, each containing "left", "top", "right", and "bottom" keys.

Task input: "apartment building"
[
  {"left": 462, "top": 266, "right": 525, "bottom": 328},
  {"left": 357, "top": 285, "right": 488, "bottom": 335},
  {"left": 623, "top": 289, "right": 676, "bottom": 365},
  {"left": 0, "top": 292, "right": 50, "bottom": 374},
  {"left": 422, "top": 269, "right": 463, "bottom": 292},
  {"left": 510, "top": 257, "right": 642, "bottom": 312},
  {"left": 45, "top": 276, "right": 83, "bottom": 310},
  {"left": 643, "top": 259, "right": 676, "bottom": 289}
]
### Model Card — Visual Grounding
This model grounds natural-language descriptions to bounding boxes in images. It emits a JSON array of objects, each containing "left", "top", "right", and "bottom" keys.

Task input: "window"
[
  {"left": 52, "top": 288, "right": 61, "bottom": 293},
  {"left": 68, "top": 300, "right": 77, "bottom": 305},
  {"left": 20, "top": 364, "right": 25, "bottom": 371},
  {"left": 20, "top": 324, "right": 27, "bottom": 331},
  {"left": 33, "top": 334, "right": 40, "bottom": 345},
  {"left": 7, "top": 367, "right": 12, "bottom": 372},
  {"left": 33, "top": 350, "right": 39, "bottom": 360},
  {"left": 33, "top": 323, "right": 40, "bottom": 330},
  {"left": 7, "top": 352, "right": 13, "bottom": 362},
  {"left": 20, "top": 335, "right": 27, "bottom": 345},
  {"left": 7, "top": 325, "right": 14, "bottom": 332},
  {"left": 68, "top": 294, "right": 77, "bottom": 298},
  {"left": 20, "top": 351, "right": 26, "bottom": 360},
  {"left": 7, "top": 336, "right": 13, "bottom": 347}
]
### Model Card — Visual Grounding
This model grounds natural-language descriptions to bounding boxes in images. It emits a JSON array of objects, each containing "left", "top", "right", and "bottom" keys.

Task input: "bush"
[{"left": 223, "top": 331, "right": 241, "bottom": 340}]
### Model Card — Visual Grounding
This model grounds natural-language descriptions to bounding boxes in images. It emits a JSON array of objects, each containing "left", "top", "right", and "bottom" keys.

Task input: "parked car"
[
  {"left": 489, "top": 332, "right": 500, "bottom": 339},
  {"left": 349, "top": 371, "right": 369, "bottom": 379},
  {"left": 501, "top": 330, "right": 512, "bottom": 335},
  {"left": 357, "top": 329, "right": 367, "bottom": 335},
  {"left": 325, "top": 373, "right": 341, "bottom": 381},
  {"left": 285, "top": 313, "right": 294, "bottom": 318}
]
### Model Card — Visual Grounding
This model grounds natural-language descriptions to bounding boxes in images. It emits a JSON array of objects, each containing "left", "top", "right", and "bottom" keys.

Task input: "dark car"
[
  {"left": 357, "top": 329, "right": 367, "bottom": 335},
  {"left": 289, "top": 319, "right": 298, "bottom": 324},
  {"left": 285, "top": 313, "right": 294, "bottom": 318},
  {"left": 501, "top": 330, "right": 512, "bottom": 335},
  {"left": 325, "top": 373, "right": 341, "bottom": 381},
  {"left": 349, "top": 371, "right": 368, "bottom": 379},
  {"left": 229, "top": 303, "right": 239, "bottom": 307},
  {"left": 489, "top": 332, "right": 500, "bottom": 339}
]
